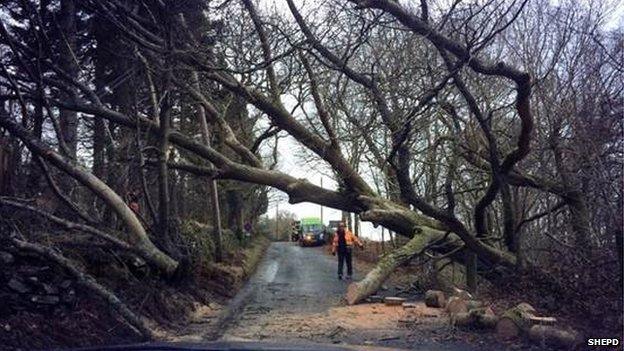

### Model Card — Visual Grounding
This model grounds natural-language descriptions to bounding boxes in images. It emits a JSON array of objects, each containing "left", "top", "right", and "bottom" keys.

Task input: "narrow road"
[
  {"left": 215, "top": 242, "right": 513, "bottom": 351},
  {"left": 218, "top": 242, "right": 353, "bottom": 338}
]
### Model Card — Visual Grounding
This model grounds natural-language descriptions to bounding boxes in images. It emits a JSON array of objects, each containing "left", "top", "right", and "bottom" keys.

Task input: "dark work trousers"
[{"left": 337, "top": 247, "right": 353, "bottom": 277}]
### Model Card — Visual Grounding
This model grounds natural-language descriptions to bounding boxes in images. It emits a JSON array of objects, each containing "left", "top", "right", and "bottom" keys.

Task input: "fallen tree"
[
  {"left": 11, "top": 237, "right": 154, "bottom": 340},
  {"left": 346, "top": 228, "right": 447, "bottom": 304},
  {"left": 0, "top": 0, "right": 605, "bottom": 312}
]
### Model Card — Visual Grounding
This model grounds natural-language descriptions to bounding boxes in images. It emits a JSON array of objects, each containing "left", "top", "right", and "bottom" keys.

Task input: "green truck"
[{"left": 298, "top": 217, "right": 325, "bottom": 247}]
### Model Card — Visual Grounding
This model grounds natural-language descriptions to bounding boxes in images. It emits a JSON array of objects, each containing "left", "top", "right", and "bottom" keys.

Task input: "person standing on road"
[{"left": 331, "top": 222, "right": 363, "bottom": 280}]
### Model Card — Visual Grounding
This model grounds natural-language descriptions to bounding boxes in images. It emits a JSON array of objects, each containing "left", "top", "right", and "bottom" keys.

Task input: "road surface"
[{"left": 211, "top": 242, "right": 518, "bottom": 350}]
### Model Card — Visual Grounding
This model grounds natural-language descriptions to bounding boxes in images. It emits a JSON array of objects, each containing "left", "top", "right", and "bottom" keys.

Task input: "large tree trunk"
[
  {"left": 58, "top": 0, "right": 78, "bottom": 159},
  {"left": 346, "top": 227, "right": 447, "bottom": 304},
  {"left": 157, "top": 90, "right": 173, "bottom": 254}
]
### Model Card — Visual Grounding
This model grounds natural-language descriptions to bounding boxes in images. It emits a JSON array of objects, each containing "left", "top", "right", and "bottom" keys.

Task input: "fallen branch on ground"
[{"left": 11, "top": 237, "right": 155, "bottom": 340}]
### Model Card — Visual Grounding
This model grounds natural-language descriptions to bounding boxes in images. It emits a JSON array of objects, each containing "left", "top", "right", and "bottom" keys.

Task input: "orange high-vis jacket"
[{"left": 332, "top": 228, "right": 363, "bottom": 253}]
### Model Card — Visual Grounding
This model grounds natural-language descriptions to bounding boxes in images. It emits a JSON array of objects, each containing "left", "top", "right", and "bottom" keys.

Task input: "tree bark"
[
  {"left": 346, "top": 228, "right": 447, "bottom": 304},
  {"left": 58, "top": 0, "right": 78, "bottom": 159}
]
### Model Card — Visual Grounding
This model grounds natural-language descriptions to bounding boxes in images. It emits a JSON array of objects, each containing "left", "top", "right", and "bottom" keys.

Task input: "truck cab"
[{"left": 298, "top": 217, "right": 325, "bottom": 247}]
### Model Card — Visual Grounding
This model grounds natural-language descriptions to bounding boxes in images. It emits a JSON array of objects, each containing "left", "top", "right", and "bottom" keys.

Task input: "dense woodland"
[{"left": 0, "top": 0, "right": 621, "bottom": 347}]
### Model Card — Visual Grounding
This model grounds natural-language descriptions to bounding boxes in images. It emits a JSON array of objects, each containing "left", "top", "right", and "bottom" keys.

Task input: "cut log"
[
  {"left": 500, "top": 302, "right": 538, "bottom": 332},
  {"left": 451, "top": 306, "right": 498, "bottom": 329},
  {"left": 446, "top": 296, "right": 468, "bottom": 314},
  {"left": 424, "top": 290, "right": 446, "bottom": 308},
  {"left": 528, "top": 316, "right": 557, "bottom": 326},
  {"left": 496, "top": 302, "right": 557, "bottom": 341},
  {"left": 496, "top": 318, "right": 520, "bottom": 340},
  {"left": 346, "top": 229, "right": 446, "bottom": 305},
  {"left": 528, "top": 325, "right": 579, "bottom": 349},
  {"left": 470, "top": 306, "right": 498, "bottom": 329}
]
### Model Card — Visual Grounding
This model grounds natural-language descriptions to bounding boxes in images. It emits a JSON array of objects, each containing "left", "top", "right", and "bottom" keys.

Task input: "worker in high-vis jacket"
[{"left": 331, "top": 222, "right": 364, "bottom": 280}]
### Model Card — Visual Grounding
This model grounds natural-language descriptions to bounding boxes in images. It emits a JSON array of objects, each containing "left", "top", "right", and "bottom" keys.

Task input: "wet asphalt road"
[{"left": 217, "top": 241, "right": 353, "bottom": 332}]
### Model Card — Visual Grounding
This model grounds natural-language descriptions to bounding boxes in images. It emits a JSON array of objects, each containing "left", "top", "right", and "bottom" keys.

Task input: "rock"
[
  {"left": 60, "top": 280, "right": 72, "bottom": 289},
  {"left": 384, "top": 297, "right": 407, "bottom": 306},
  {"left": 0, "top": 251, "right": 15, "bottom": 264},
  {"left": 42, "top": 283, "right": 59, "bottom": 295},
  {"left": 8, "top": 278, "right": 31, "bottom": 294},
  {"left": 424, "top": 290, "right": 446, "bottom": 308},
  {"left": 30, "top": 294, "right": 60, "bottom": 305},
  {"left": 446, "top": 296, "right": 468, "bottom": 314},
  {"left": 528, "top": 325, "right": 580, "bottom": 349}
]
